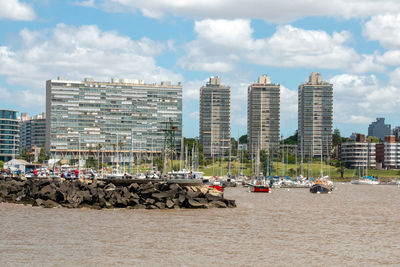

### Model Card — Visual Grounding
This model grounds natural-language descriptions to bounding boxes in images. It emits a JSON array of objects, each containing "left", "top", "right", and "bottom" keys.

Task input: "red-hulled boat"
[
  {"left": 209, "top": 180, "right": 224, "bottom": 192},
  {"left": 248, "top": 178, "right": 270, "bottom": 193}
]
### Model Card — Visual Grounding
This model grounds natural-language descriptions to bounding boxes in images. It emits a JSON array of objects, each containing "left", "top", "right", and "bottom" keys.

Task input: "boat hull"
[
  {"left": 209, "top": 185, "right": 224, "bottom": 192},
  {"left": 249, "top": 185, "right": 270, "bottom": 193},
  {"left": 310, "top": 184, "right": 332, "bottom": 194}
]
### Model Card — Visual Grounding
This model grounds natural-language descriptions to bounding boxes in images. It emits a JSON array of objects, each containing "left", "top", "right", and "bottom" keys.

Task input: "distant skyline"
[{"left": 1, "top": 0, "right": 400, "bottom": 138}]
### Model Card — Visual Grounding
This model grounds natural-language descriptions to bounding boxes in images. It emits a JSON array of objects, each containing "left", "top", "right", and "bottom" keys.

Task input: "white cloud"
[
  {"left": 389, "top": 68, "right": 400, "bottom": 86},
  {"left": 179, "top": 20, "right": 358, "bottom": 72},
  {"left": 330, "top": 74, "right": 400, "bottom": 124},
  {"left": 376, "top": 50, "right": 400, "bottom": 66},
  {"left": 71, "top": 0, "right": 95, "bottom": 7},
  {"left": 364, "top": 14, "right": 400, "bottom": 49},
  {"left": 101, "top": 0, "right": 400, "bottom": 23},
  {"left": 0, "top": 24, "right": 182, "bottom": 110},
  {"left": 0, "top": 0, "right": 36, "bottom": 21},
  {"left": 0, "top": 86, "right": 44, "bottom": 110}
]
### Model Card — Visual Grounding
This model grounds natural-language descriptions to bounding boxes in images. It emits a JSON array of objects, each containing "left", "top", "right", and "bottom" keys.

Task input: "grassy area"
[
  {"left": 197, "top": 160, "right": 400, "bottom": 179},
  {"left": 120, "top": 159, "right": 400, "bottom": 181}
]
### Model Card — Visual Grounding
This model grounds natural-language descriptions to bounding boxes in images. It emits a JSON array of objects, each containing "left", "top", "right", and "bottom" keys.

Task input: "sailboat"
[
  {"left": 310, "top": 137, "right": 333, "bottom": 194},
  {"left": 351, "top": 149, "right": 379, "bottom": 185},
  {"left": 248, "top": 138, "right": 270, "bottom": 193}
]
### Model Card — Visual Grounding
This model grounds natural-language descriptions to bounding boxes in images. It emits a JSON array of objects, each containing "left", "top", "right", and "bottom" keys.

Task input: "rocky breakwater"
[{"left": 0, "top": 176, "right": 236, "bottom": 209}]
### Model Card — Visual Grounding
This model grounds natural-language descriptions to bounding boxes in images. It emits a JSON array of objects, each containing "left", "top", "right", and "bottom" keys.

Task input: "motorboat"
[
  {"left": 248, "top": 177, "right": 270, "bottom": 193},
  {"left": 310, "top": 176, "right": 333, "bottom": 194}
]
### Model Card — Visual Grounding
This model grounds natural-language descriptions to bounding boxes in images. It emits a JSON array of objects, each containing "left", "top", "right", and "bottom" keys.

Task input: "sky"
[{"left": 1, "top": 0, "right": 400, "bottom": 139}]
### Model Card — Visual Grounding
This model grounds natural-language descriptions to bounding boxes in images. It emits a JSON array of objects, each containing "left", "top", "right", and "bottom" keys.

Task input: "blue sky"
[{"left": 1, "top": 0, "right": 400, "bottom": 138}]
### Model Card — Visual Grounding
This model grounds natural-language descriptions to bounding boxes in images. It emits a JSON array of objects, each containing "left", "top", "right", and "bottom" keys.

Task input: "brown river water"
[{"left": 1, "top": 183, "right": 399, "bottom": 266}]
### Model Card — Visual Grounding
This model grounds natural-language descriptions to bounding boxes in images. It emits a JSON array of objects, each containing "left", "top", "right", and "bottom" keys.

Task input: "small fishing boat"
[
  {"left": 310, "top": 177, "right": 333, "bottom": 194},
  {"left": 248, "top": 177, "right": 270, "bottom": 193}
]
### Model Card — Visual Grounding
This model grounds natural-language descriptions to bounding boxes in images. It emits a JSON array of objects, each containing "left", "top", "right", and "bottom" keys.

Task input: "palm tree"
[
  {"left": 96, "top": 144, "right": 103, "bottom": 173},
  {"left": 119, "top": 140, "right": 124, "bottom": 173}
]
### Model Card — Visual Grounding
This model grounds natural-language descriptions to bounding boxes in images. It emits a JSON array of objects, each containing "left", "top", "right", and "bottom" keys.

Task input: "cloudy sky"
[{"left": 1, "top": 0, "right": 400, "bottom": 138}]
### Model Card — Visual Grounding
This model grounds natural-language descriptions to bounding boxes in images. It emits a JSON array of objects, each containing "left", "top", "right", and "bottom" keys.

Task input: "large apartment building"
[
  {"left": 20, "top": 112, "right": 46, "bottom": 152},
  {"left": 199, "top": 76, "right": 231, "bottom": 157},
  {"left": 46, "top": 77, "right": 182, "bottom": 161},
  {"left": 298, "top": 72, "right": 333, "bottom": 158},
  {"left": 0, "top": 109, "right": 19, "bottom": 162},
  {"left": 247, "top": 74, "right": 280, "bottom": 154}
]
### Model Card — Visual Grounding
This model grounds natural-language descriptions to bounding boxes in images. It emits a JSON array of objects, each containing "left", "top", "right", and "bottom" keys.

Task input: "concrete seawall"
[{"left": 0, "top": 176, "right": 236, "bottom": 209}]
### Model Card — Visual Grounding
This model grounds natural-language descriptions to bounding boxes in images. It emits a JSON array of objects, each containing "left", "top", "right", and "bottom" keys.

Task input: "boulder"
[
  {"left": 37, "top": 185, "right": 57, "bottom": 201},
  {"left": 128, "top": 183, "right": 139, "bottom": 192},
  {"left": 186, "top": 189, "right": 201, "bottom": 199},
  {"left": 166, "top": 199, "right": 175, "bottom": 209},
  {"left": 34, "top": 198, "right": 45, "bottom": 207},
  {"left": 188, "top": 198, "right": 208, "bottom": 209},
  {"left": 169, "top": 183, "right": 181, "bottom": 192},
  {"left": 155, "top": 202, "right": 165, "bottom": 209},
  {"left": 145, "top": 198, "right": 155, "bottom": 205},
  {"left": 224, "top": 199, "right": 236, "bottom": 208},
  {"left": 152, "top": 190, "right": 176, "bottom": 200},
  {"left": 209, "top": 201, "right": 227, "bottom": 208},
  {"left": 43, "top": 199, "right": 59, "bottom": 208},
  {"left": 104, "top": 183, "right": 116, "bottom": 192}
]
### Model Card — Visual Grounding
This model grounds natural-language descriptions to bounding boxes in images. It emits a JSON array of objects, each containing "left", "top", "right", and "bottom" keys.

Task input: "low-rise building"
[
  {"left": 376, "top": 135, "right": 400, "bottom": 169},
  {"left": 340, "top": 141, "right": 376, "bottom": 169}
]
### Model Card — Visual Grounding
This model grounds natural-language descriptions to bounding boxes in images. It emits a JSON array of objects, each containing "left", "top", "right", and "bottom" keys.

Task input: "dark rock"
[
  {"left": 37, "top": 185, "right": 57, "bottom": 201},
  {"left": 145, "top": 198, "right": 155, "bottom": 205},
  {"left": 34, "top": 198, "right": 45, "bottom": 207},
  {"left": 146, "top": 204, "right": 158, "bottom": 209},
  {"left": 166, "top": 199, "right": 175, "bottom": 209},
  {"left": 178, "top": 193, "right": 186, "bottom": 204},
  {"left": 155, "top": 202, "right": 165, "bottom": 209},
  {"left": 206, "top": 193, "right": 223, "bottom": 202},
  {"left": 128, "top": 183, "right": 139, "bottom": 192},
  {"left": 169, "top": 183, "right": 181, "bottom": 192},
  {"left": 193, "top": 197, "right": 208, "bottom": 204},
  {"left": 104, "top": 183, "right": 116, "bottom": 192},
  {"left": 133, "top": 204, "right": 145, "bottom": 209},
  {"left": 38, "top": 179, "right": 51, "bottom": 188},
  {"left": 130, "top": 192, "right": 139, "bottom": 199},
  {"left": 43, "top": 199, "right": 59, "bottom": 208},
  {"left": 121, "top": 187, "right": 130, "bottom": 198},
  {"left": 209, "top": 201, "right": 227, "bottom": 208},
  {"left": 99, "top": 197, "right": 107, "bottom": 208},
  {"left": 139, "top": 182, "right": 153, "bottom": 191},
  {"left": 188, "top": 198, "right": 208, "bottom": 209},
  {"left": 141, "top": 187, "right": 158, "bottom": 196},
  {"left": 152, "top": 190, "right": 176, "bottom": 200},
  {"left": 224, "top": 199, "right": 236, "bottom": 208},
  {"left": 186, "top": 189, "right": 201, "bottom": 199}
]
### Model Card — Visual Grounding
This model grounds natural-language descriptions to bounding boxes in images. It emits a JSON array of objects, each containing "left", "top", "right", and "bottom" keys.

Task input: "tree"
[
  {"left": 0, "top": 160, "right": 4, "bottom": 169},
  {"left": 19, "top": 148, "right": 34, "bottom": 162},
  {"left": 283, "top": 130, "right": 298, "bottom": 145},
  {"left": 38, "top": 147, "right": 47, "bottom": 163},
  {"left": 239, "top": 134, "right": 247, "bottom": 144},
  {"left": 367, "top": 136, "right": 379, "bottom": 143},
  {"left": 332, "top": 128, "right": 342, "bottom": 147}
]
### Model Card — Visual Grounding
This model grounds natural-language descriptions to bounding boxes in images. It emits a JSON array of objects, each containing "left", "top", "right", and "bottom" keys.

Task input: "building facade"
[
  {"left": 247, "top": 74, "right": 280, "bottom": 154},
  {"left": 199, "top": 76, "right": 231, "bottom": 157},
  {"left": 368, "top": 118, "right": 391, "bottom": 141},
  {"left": 20, "top": 112, "right": 46, "bottom": 152},
  {"left": 298, "top": 72, "right": 333, "bottom": 158},
  {"left": 376, "top": 136, "right": 400, "bottom": 169},
  {"left": 0, "top": 109, "right": 19, "bottom": 162},
  {"left": 340, "top": 141, "right": 376, "bottom": 169},
  {"left": 46, "top": 77, "right": 182, "bottom": 161}
]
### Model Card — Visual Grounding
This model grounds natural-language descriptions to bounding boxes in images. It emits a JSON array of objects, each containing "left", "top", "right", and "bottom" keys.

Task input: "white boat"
[{"left": 351, "top": 177, "right": 379, "bottom": 185}]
